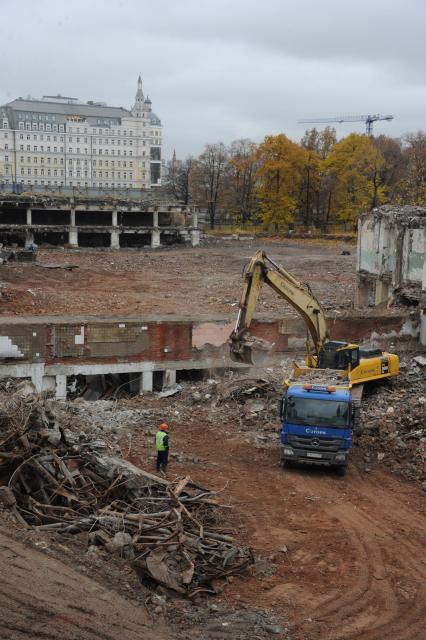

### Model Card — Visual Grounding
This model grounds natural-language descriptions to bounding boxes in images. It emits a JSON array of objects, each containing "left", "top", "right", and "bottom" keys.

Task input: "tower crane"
[{"left": 298, "top": 114, "right": 394, "bottom": 135}]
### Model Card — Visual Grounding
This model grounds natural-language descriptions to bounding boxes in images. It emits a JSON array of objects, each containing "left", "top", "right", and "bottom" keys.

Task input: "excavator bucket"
[{"left": 229, "top": 333, "right": 273, "bottom": 366}]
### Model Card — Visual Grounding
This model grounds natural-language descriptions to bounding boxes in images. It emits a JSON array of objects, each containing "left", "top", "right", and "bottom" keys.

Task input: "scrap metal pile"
[{"left": 0, "top": 383, "right": 252, "bottom": 597}]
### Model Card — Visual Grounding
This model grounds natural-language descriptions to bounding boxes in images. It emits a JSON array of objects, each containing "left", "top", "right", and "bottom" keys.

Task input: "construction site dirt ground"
[
  {"left": 123, "top": 390, "right": 426, "bottom": 640},
  {"left": 0, "top": 238, "right": 358, "bottom": 317},
  {"left": 1, "top": 381, "right": 425, "bottom": 640},
  {"left": 1, "top": 237, "right": 424, "bottom": 640}
]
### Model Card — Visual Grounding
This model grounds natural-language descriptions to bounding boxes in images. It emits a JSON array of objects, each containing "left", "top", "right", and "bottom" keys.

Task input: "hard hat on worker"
[{"left": 159, "top": 423, "right": 169, "bottom": 431}]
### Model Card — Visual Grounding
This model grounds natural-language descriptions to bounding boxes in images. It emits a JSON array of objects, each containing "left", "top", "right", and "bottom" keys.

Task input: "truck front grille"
[{"left": 288, "top": 434, "right": 344, "bottom": 452}]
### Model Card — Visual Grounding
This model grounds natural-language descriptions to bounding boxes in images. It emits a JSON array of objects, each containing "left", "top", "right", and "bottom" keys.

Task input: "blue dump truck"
[{"left": 278, "top": 368, "right": 355, "bottom": 475}]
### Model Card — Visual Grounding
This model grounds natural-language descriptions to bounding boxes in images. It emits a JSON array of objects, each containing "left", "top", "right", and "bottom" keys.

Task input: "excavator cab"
[{"left": 317, "top": 342, "right": 360, "bottom": 371}]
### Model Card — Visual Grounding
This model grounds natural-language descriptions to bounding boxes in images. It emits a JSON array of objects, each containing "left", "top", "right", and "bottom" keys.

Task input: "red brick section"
[{"left": 147, "top": 322, "right": 192, "bottom": 361}]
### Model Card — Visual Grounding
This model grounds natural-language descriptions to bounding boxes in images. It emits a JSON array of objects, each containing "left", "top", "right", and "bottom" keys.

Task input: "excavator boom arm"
[{"left": 230, "top": 251, "right": 328, "bottom": 365}]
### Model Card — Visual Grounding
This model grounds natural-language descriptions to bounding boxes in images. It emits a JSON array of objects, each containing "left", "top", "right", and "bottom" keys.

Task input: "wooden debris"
[{"left": 0, "top": 386, "right": 253, "bottom": 596}]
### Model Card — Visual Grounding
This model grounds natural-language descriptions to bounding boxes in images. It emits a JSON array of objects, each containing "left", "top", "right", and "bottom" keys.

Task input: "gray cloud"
[{"left": 0, "top": 0, "right": 425, "bottom": 157}]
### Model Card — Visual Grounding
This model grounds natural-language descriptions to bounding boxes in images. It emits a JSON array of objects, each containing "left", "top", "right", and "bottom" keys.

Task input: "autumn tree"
[
  {"left": 372, "top": 135, "right": 404, "bottom": 202},
  {"left": 165, "top": 154, "right": 194, "bottom": 204},
  {"left": 323, "top": 134, "right": 386, "bottom": 225},
  {"left": 256, "top": 134, "right": 308, "bottom": 229},
  {"left": 192, "top": 143, "right": 228, "bottom": 229},
  {"left": 396, "top": 132, "right": 426, "bottom": 205},
  {"left": 299, "top": 127, "right": 337, "bottom": 229},
  {"left": 301, "top": 126, "right": 336, "bottom": 159},
  {"left": 226, "top": 139, "right": 259, "bottom": 224}
]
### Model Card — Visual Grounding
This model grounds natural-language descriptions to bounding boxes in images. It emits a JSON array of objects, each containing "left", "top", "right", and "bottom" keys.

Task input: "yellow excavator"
[{"left": 229, "top": 250, "right": 399, "bottom": 385}]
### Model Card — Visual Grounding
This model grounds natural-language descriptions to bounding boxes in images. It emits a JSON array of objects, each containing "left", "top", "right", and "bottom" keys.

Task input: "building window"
[{"left": 19, "top": 122, "right": 24, "bottom": 130}]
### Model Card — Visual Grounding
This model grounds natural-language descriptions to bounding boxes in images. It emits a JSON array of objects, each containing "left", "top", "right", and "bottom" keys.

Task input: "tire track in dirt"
[{"left": 278, "top": 465, "right": 426, "bottom": 640}]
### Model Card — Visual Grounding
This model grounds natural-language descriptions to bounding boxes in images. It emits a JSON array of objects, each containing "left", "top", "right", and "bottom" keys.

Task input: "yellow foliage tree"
[
  {"left": 396, "top": 132, "right": 426, "bottom": 205},
  {"left": 323, "top": 134, "right": 386, "bottom": 224},
  {"left": 256, "top": 134, "right": 308, "bottom": 228}
]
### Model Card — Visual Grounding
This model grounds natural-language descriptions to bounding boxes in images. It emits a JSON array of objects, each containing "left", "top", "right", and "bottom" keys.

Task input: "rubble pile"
[
  {"left": 0, "top": 384, "right": 253, "bottom": 597},
  {"left": 358, "top": 354, "right": 426, "bottom": 482},
  {"left": 66, "top": 399, "right": 154, "bottom": 434}
]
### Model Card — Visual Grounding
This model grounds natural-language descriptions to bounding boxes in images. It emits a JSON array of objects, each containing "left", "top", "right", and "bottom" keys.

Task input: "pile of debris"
[
  {"left": 357, "top": 354, "right": 426, "bottom": 483},
  {"left": 0, "top": 383, "right": 253, "bottom": 597}
]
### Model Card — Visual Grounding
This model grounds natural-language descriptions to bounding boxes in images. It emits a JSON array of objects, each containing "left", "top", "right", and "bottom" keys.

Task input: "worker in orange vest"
[{"left": 155, "top": 423, "right": 170, "bottom": 474}]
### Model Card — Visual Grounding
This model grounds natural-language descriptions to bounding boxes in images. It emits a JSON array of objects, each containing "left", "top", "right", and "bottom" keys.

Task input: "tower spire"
[
  {"left": 132, "top": 74, "right": 145, "bottom": 116},
  {"left": 136, "top": 74, "right": 144, "bottom": 100}
]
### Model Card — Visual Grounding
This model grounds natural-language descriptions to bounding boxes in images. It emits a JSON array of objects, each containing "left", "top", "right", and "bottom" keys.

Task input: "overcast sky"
[{"left": 1, "top": 0, "right": 425, "bottom": 158}]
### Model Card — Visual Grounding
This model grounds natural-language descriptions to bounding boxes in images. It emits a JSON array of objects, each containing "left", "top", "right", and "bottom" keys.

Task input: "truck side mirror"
[{"left": 277, "top": 397, "right": 285, "bottom": 420}]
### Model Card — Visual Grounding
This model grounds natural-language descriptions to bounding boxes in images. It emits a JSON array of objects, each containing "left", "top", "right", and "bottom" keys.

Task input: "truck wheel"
[
  {"left": 335, "top": 465, "right": 347, "bottom": 476},
  {"left": 281, "top": 459, "right": 293, "bottom": 469}
]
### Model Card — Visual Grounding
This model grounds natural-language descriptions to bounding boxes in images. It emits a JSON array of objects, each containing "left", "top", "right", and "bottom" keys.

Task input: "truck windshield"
[{"left": 286, "top": 397, "right": 350, "bottom": 428}]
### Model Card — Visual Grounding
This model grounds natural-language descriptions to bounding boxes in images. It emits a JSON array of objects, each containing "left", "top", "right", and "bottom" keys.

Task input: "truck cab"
[{"left": 279, "top": 383, "right": 353, "bottom": 474}]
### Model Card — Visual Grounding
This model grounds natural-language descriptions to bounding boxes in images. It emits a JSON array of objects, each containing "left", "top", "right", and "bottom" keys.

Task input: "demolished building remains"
[
  {"left": 0, "top": 192, "right": 200, "bottom": 248},
  {"left": 356, "top": 205, "right": 426, "bottom": 345}
]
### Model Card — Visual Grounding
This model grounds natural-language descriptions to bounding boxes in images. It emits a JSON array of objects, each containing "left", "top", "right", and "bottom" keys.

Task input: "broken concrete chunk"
[{"left": 413, "top": 355, "right": 426, "bottom": 367}]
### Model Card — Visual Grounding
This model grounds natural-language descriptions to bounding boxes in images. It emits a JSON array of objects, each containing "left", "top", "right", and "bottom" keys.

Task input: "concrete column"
[
  {"left": 112, "top": 210, "right": 118, "bottom": 227},
  {"left": 111, "top": 229, "right": 120, "bottom": 249},
  {"left": 55, "top": 374, "right": 67, "bottom": 400},
  {"left": 140, "top": 369, "right": 153, "bottom": 393},
  {"left": 190, "top": 229, "right": 200, "bottom": 247},
  {"left": 70, "top": 208, "right": 76, "bottom": 226},
  {"left": 164, "top": 369, "right": 176, "bottom": 386},
  {"left": 26, "top": 208, "right": 32, "bottom": 225},
  {"left": 420, "top": 308, "right": 426, "bottom": 347},
  {"left": 69, "top": 229, "right": 78, "bottom": 247},
  {"left": 153, "top": 208, "right": 159, "bottom": 228},
  {"left": 25, "top": 230, "right": 35, "bottom": 248},
  {"left": 192, "top": 209, "right": 198, "bottom": 228},
  {"left": 374, "top": 279, "right": 389, "bottom": 306},
  {"left": 30, "top": 363, "right": 45, "bottom": 392},
  {"left": 151, "top": 229, "right": 161, "bottom": 248},
  {"left": 355, "top": 277, "right": 371, "bottom": 307},
  {"left": 41, "top": 375, "right": 56, "bottom": 392}
]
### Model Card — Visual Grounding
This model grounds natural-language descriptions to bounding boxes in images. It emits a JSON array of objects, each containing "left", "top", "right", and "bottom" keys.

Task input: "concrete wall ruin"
[
  {"left": 0, "top": 312, "right": 411, "bottom": 399},
  {"left": 356, "top": 205, "right": 426, "bottom": 306},
  {"left": 0, "top": 194, "right": 200, "bottom": 249}
]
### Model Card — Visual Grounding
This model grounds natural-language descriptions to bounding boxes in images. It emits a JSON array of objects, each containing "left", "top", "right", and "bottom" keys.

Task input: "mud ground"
[
  {"left": 123, "top": 390, "right": 426, "bottom": 640},
  {"left": 0, "top": 239, "right": 356, "bottom": 317}
]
